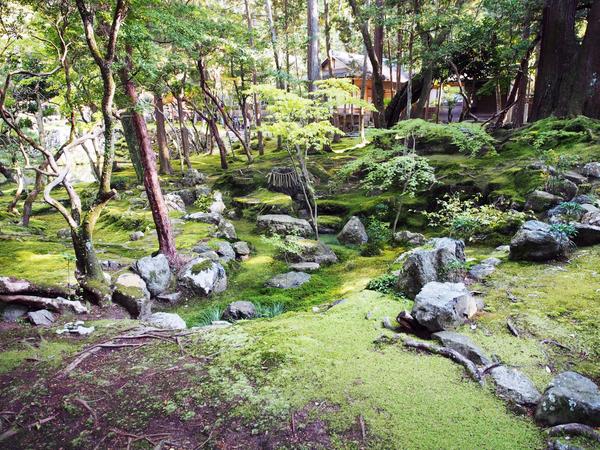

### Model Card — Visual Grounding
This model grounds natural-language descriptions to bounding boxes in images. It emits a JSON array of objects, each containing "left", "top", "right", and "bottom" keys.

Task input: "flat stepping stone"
[
  {"left": 288, "top": 262, "right": 320, "bottom": 272},
  {"left": 266, "top": 271, "right": 311, "bottom": 289}
]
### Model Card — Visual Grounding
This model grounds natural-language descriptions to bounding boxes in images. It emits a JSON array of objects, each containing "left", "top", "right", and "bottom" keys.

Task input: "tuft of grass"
[
  {"left": 190, "top": 306, "right": 224, "bottom": 327},
  {"left": 255, "top": 302, "right": 285, "bottom": 318}
]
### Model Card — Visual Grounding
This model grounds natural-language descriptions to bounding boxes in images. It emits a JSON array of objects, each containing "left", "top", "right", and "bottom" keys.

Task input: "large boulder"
[
  {"left": 112, "top": 272, "right": 151, "bottom": 318},
  {"left": 2, "top": 304, "right": 28, "bottom": 322},
  {"left": 222, "top": 301, "right": 257, "bottom": 321},
  {"left": 525, "top": 190, "right": 564, "bottom": 213},
  {"left": 546, "top": 179, "right": 578, "bottom": 201},
  {"left": 393, "top": 230, "right": 426, "bottom": 246},
  {"left": 232, "top": 241, "right": 251, "bottom": 259},
  {"left": 164, "top": 193, "right": 186, "bottom": 213},
  {"left": 535, "top": 371, "right": 600, "bottom": 426},
  {"left": 216, "top": 219, "right": 237, "bottom": 240},
  {"left": 582, "top": 210, "right": 600, "bottom": 226},
  {"left": 432, "top": 331, "right": 491, "bottom": 365},
  {"left": 209, "top": 191, "right": 226, "bottom": 214},
  {"left": 509, "top": 220, "right": 570, "bottom": 262},
  {"left": 256, "top": 214, "right": 313, "bottom": 237},
  {"left": 183, "top": 212, "right": 222, "bottom": 225},
  {"left": 266, "top": 271, "right": 311, "bottom": 289},
  {"left": 133, "top": 254, "right": 171, "bottom": 296},
  {"left": 412, "top": 282, "right": 480, "bottom": 332},
  {"left": 146, "top": 312, "right": 187, "bottom": 330},
  {"left": 181, "top": 168, "right": 207, "bottom": 187},
  {"left": 397, "top": 238, "right": 466, "bottom": 299},
  {"left": 337, "top": 216, "right": 368, "bottom": 245},
  {"left": 287, "top": 239, "right": 338, "bottom": 266},
  {"left": 582, "top": 162, "right": 600, "bottom": 178},
  {"left": 215, "top": 241, "right": 236, "bottom": 262},
  {"left": 289, "top": 262, "right": 320, "bottom": 272},
  {"left": 27, "top": 309, "right": 55, "bottom": 327},
  {"left": 573, "top": 223, "right": 600, "bottom": 246},
  {"left": 178, "top": 258, "right": 227, "bottom": 296},
  {"left": 171, "top": 186, "right": 211, "bottom": 206},
  {"left": 490, "top": 366, "right": 541, "bottom": 407}
]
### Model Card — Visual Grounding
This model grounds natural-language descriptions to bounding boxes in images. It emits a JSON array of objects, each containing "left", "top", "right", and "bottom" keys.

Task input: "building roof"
[{"left": 320, "top": 50, "right": 408, "bottom": 83}]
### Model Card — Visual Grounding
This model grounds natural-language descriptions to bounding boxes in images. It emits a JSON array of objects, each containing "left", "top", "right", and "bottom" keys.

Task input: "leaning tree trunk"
[
  {"left": 121, "top": 113, "right": 144, "bottom": 182},
  {"left": 208, "top": 116, "right": 228, "bottom": 170},
  {"left": 384, "top": 73, "right": 425, "bottom": 128},
  {"left": 176, "top": 95, "right": 192, "bottom": 170},
  {"left": 154, "top": 93, "right": 172, "bottom": 175},
  {"left": 120, "top": 68, "right": 181, "bottom": 267}
]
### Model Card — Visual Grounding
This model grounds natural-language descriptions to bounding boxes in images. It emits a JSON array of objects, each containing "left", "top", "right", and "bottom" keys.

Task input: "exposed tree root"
[{"left": 546, "top": 423, "right": 600, "bottom": 443}]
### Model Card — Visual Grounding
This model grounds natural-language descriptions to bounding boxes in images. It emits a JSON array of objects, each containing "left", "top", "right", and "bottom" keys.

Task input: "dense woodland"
[{"left": 0, "top": 0, "right": 599, "bottom": 449}]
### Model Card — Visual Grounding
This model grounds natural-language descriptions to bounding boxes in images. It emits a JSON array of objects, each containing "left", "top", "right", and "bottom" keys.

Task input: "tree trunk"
[
  {"left": 384, "top": 73, "right": 424, "bottom": 127},
  {"left": 324, "top": 0, "right": 334, "bottom": 79},
  {"left": 513, "top": 26, "right": 531, "bottom": 127},
  {"left": 307, "top": 0, "right": 320, "bottom": 92},
  {"left": 530, "top": 0, "right": 578, "bottom": 121},
  {"left": 209, "top": 117, "right": 228, "bottom": 170},
  {"left": 121, "top": 113, "right": 144, "bottom": 182},
  {"left": 120, "top": 67, "right": 181, "bottom": 267},
  {"left": 154, "top": 93, "right": 172, "bottom": 175},
  {"left": 175, "top": 94, "right": 192, "bottom": 169}
]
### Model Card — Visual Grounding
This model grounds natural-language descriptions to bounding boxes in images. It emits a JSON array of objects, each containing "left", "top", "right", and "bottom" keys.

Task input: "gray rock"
[
  {"left": 216, "top": 219, "right": 237, "bottom": 240},
  {"left": 178, "top": 258, "right": 227, "bottom": 296},
  {"left": 495, "top": 245, "right": 510, "bottom": 252},
  {"left": 130, "top": 231, "right": 145, "bottom": 241},
  {"left": 563, "top": 170, "right": 588, "bottom": 185},
  {"left": 468, "top": 263, "right": 496, "bottom": 281},
  {"left": 582, "top": 210, "right": 600, "bottom": 226},
  {"left": 196, "top": 250, "right": 220, "bottom": 261},
  {"left": 411, "top": 282, "right": 480, "bottom": 332},
  {"left": 146, "top": 312, "right": 187, "bottom": 330},
  {"left": 509, "top": 221, "right": 570, "bottom": 262},
  {"left": 171, "top": 186, "right": 211, "bottom": 206},
  {"left": 2, "top": 304, "right": 29, "bottom": 322},
  {"left": 337, "top": 216, "right": 368, "bottom": 245},
  {"left": 288, "top": 240, "right": 337, "bottom": 266},
  {"left": 546, "top": 179, "right": 578, "bottom": 201},
  {"left": 490, "top": 366, "right": 541, "bottom": 406},
  {"left": 288, "top": 262, "right": 320, "bottom": 272},
  {"left": 27, "top": 309, "right": 55, "bottom": 326},
  {"left": 257, "top": 214, "right": 313, "bottom": 237},
  {"left": 393, "top": 230, "right": 426, "bottom": 246},
  {"left": 572, "top": 194, "right": 597, "bottom": 205},
  {"left": 573, "top": 223, "right": 600, "bottom": 246},
  {"left": 164, "top": 193, "right": 186, "bottom": 213},
  {"left": 209, "top": 191, "right": 226, "bottom": 214},
  {"left": 582, "top": 162, "right": 600, "bottom": 178},
  {"left": 57, "top": 228, "right": 71, "bottom": 239},
  {"left": 181, "top": 168, "right": 207, "bottom": 187},
  {"left": 547, "top": 203, "right": 587, "bottom": 223},
  {"left": 192, "top": 243, "right": 212, "bottom": 253},
  {"left": 535, "top": 371, "right": 600, "bottom": 426},
  {"left": 216, "top": 241, "right": 236, "bottom": 262},
  {"left": 101, "top": 260, "right": 123, "bottom": 271},
  {"left": 397, "top": 238, "right": 466, "bottom": 299},
  {"left": 222, "top": 301, "right": 257, "bottom": 321},
  {"left": 266, "top": 271, "right": 311, "bottom": 289},
  {"left": 432, "top": 331, "right": 491, "bottom": 365},
  {"left": 156, "top": 291, "right": 182, "bottom": 305},
  {"left": 184, "top": 212, "right": 222, "bottom": 225},
  {"left": 525, "top": 190, "right": 564, "bottom": 213},
  {"left": 112, "top": 272, "right": 151, "bottom": 318},
  {"left": 55, "top": 321, "right": 95, "bottom": 336},
  {"left": 133, "top": 254, "right": 171, "bottom": 296},
  {"left": 232, "top": 241, "right": 251, "bottom": 258},
  {"left": 482, "top": 257, "right": 502, "bottom": 266}
]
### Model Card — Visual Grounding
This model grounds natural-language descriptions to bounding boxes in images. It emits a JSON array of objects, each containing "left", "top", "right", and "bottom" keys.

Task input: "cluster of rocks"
[
  {"left": 0, "top": 276, "right": 88, "bottom": 327},
  {"left": 510, "top": 162, "right": 600, "bottom": 262}
]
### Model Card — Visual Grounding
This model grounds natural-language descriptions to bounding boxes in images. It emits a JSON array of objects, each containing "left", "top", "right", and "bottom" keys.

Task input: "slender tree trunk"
[
  {"left": 175, "top": 94, "right": 192, "bottom": 169},
  {"left": 324, "top": 0, "right": 334, "bottom": 79},
  {"left": 7, "top": 167, "right": 24, "bottom": 214},
  {"left": 307, "top": 0, "right": 320, "bottom": 92},
  {"left": 245, "top": 0, "right": 264, "bottom": 154},
  {"left": 209, "top": 117, "right": 228, "bottom": 170},
  {"left": 121, "top": 113, "right": 144, "bottom": 182},
  {"left": 120, "top": 66, "right": 180, "bottom": 266},
  {"left": 154, "top": 93, "right": 172, "bottom": 175}
]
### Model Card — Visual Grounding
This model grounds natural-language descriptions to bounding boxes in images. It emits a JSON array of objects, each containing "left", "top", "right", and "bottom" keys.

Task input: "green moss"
[
  {"left": 192, "top": 291, "right": 543, "bottom": 449},
  {"left": 0, "top": 339, "right": 79, "bottom": 375},
  {"left": 191, "top": 260, "right": 213, "bottom": 274}
]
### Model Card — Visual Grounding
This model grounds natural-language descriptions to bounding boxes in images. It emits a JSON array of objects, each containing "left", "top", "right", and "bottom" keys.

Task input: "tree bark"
[
  {"left": 175, "top": 93, "right": 192, "bottom": 169},
  {"left": 154, "top": 92, "right": 172, "bottom": 175},
  {"left": 120, "top": 113, "right": 144, "bottom": 182},
  {"left": 209, "top": 117, "right": 228, "bottom": 170},
  {"left": 307, "top": 0, "right": 320, "bottom": 92},
  {"left": 530, "top": 0, "right": 578, "bottom": 121},
  {"left": 120, "top": 62, "right": 181, "bottom": 267}
]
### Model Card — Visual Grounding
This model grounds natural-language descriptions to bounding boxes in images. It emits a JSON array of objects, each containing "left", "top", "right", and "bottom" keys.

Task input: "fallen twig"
[
  {"left": 403, "top": 337, "right": 484, "bottom": 385},
  {"left": 359, "top": 414, "right": 366, "bottom": 440},
  {"left": 541, "top": 339, "right": 572, "bottom": 352},
  {"left": 506, "top": 317, "right": 520, "bottom": 337},
  {"left": 73, "top": 398, "right": 98, "bottom": 424},
  {"left": 546, "top": 423, "right": 600, "bottom": 443},
  {"left": 481, "top": 362, "right": 503, "bottom": 376}
]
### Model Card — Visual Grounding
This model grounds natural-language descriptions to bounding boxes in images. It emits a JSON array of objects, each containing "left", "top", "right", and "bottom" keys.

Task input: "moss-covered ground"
[{"left": 1, "top": 123, "right": 600, "bottom": 448}]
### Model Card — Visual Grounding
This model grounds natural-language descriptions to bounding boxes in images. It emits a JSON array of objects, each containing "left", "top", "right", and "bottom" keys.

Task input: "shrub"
[
  {"left": 424, "top": 193, "right": 529, "bottom": 242},
  {"left": 260, "top": 233, "right": 303, "bottom": 263},
  {"left": 360, "top": 217, "right": 391, "bottom": 256},
  {"left": 192, "top": 306, "right": 224, "bottom": 327},
  {"left": 389, "top": 119, "right": 496, "bottom": 156},
  {"left": 550, "top": 223, "right": 577, "bottom": 239},
  {"left": 193, "top": 194, "right": 212, "bottom": 212},
  {"left": 366, "top": 273, "right": 400, "bottom": 296}
]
